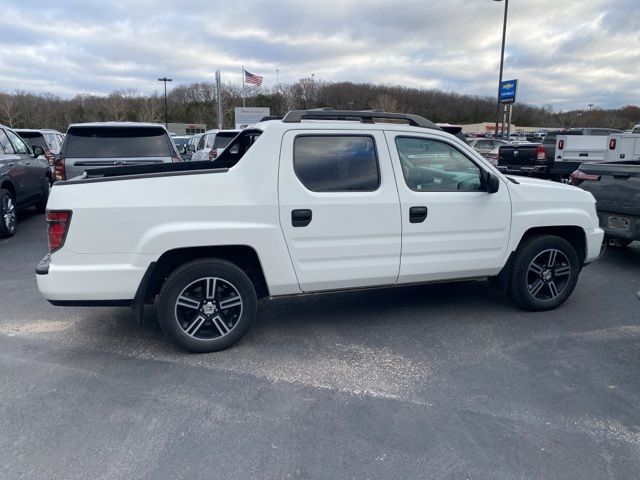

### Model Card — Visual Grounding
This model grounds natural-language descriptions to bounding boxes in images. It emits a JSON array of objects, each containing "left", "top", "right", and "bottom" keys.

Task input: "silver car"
[
  {"left": 191, "top": 129, "right": 240, "bottom": 161},
  {"left": 468, "top": 138, "right": 509, "bottom": 156}
]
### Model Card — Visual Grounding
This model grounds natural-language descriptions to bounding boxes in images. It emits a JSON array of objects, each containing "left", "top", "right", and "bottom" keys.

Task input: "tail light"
[
  {"left": 570, "top": 170, "right": 600, "bottom": 186},
  {"left": 609, "top": 138, "right": 616, "bottom": 150},
  {"left": 558, "top": 139, "right": 564, "bottom": 150},
  {"left": 54, "top": 158, "right": 66, "bottom": 181},
  {"left": 536, "top": 145, "right": 546, "bottom": 162},
  {"left": 44, "top": 149, "right": 54, "bottom": 165},
  {"left": 209, "top": 148, "right": 218, "bottom": 160},
  {"left": 47, "top": 210, "right": 72, "bottom": 252},
  {"left": 171, "top": 154, "right": 182, "bottom": 162}
]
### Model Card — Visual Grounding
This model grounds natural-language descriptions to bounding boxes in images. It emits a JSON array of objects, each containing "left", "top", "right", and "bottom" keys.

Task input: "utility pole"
[
  {"left": 276, "top": 69, "right": 280, "bottom": 92},
  {"left": 493, "top": 0, "right": 509, "bottom": 139},
  {"left": 215, "top": 70, "right": 223, "bottom": 129},
  {"left": 157, "top": 77, "right": 172, "bottom": 128}
]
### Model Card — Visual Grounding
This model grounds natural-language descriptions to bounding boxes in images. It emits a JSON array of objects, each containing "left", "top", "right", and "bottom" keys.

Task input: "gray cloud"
[{"left": 0, "top": 0, "right": 638, "bottom": 110}]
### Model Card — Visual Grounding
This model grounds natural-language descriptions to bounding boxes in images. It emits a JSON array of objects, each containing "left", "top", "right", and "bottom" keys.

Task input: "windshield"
[
  {"left": 172, "top": 136, "right": 189, "bottom": 146},
  {"left": 64, "top": 126, "right": 172, "bottom": 158}
]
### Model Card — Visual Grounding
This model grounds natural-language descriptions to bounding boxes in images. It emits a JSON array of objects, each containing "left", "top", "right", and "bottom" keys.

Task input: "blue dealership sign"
[{"left": 499, "top": 79, "right": 518, "bottom": 103}]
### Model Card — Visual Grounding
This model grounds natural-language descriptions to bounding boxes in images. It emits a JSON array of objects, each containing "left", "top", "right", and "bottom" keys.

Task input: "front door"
[
  {"left": 278, "top": 130, "right": 402, "bottom": 292},
  {"left": 385, "top": 131, "right": 512, "bottom": 283}
]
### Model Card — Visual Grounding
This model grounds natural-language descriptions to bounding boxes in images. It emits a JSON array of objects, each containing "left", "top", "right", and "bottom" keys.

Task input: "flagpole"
[{"left": 241, "top": 66, "right": 246, "bottom": 107}]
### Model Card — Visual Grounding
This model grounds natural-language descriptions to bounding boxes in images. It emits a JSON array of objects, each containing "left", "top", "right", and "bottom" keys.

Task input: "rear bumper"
[
  {"left": 497, "top": 164, "right": 548, "bottom": 175},
  {"left": 36, "top": 250, "right": 151, "bottom": 303},
  {"left": 597, "top": 211, "right": 640, "bottom": 242}
]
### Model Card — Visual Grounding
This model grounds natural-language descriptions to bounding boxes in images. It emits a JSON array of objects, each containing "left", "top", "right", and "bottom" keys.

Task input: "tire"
[
  {"left": 508, "top": 235, "right": 580, "bottom": 311},
  {"left": 157, "top": 258, "right": 257, "bottom": 353},
  {"left": 0, "top": 188, "right": 17, "bottom": 238},
  {"left": 34, "top": 175, "right": 52, "bottom": 214}
]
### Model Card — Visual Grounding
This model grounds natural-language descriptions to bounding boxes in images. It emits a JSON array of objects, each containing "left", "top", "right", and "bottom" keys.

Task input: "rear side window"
[
  {"left": 214, "top": 132, "right": 237, "bottom": 149},
  {"left": 293, "top": 135, "right": 379, "bottom": 192},
  {"left": 63, "top": 127, "right": 172, "bottom": 158}
]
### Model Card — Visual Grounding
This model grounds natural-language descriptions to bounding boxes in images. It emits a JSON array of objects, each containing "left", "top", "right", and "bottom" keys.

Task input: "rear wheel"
[
  {"left": 157, "top": 259, "right": 257, "bottom": 353},
  {"left": 508, "top": 235, "right": 580, "bottom": 311},
  {"left": 0, "top": 188, "right": 17, "bottom": 238}
]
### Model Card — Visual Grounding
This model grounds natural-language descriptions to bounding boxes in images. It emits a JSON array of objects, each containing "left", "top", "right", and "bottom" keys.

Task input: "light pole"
[
  {"left": 493, "top": 0, "right": 509, "bottom": 139},
  {"left": 157, "top": 77, "right": 172, "bottom": 128}
]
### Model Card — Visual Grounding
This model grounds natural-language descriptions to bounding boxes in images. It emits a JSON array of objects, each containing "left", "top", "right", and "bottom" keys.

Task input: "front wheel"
[
  {"left": 0, "top": 188, "right": 17, "bottom": 238},
  {"left": 508, "top": 235, "right": 580, "bottom": 311},
  {"left": 157, "top": 259, "right": 257, "bottom": 353}
]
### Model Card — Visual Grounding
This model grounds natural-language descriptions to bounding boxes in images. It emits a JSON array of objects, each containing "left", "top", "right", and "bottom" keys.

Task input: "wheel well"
[
  {"left": 519, "top": 226, "right": 587, "bottom": 263},
  {"left": 1, "top": 180, "right": 15, "bottom": 197},
  {"left": 145, "top": 245, "right": 269, "bottom": 302}
]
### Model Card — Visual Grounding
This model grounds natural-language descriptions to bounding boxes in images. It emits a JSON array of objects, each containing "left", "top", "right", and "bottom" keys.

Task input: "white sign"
[{"left": 234, "top": 107, "right": 270, "bottom": 129}]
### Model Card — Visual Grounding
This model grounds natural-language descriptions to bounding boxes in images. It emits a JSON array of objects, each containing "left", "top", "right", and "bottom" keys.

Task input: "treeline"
[{"left": 1, "top": 79, "right": 638, "bottom": 132}]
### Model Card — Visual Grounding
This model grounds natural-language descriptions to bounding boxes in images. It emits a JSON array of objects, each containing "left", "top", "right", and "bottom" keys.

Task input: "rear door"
[
  {"left": 5, "top": 129, "right": 40, "bottom": 203},
  {"left": 385, "top": 131, "right": 511, "bottom": 282},
  {"left": 0, "top": 129, "right": 29, "bottom": 204},
  {"left": 278, "top": 130, "right": 402, "bottom": 292}
]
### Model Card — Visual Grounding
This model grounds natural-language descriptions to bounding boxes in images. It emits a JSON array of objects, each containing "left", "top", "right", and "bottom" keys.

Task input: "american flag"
[{"left": 244, "top": 70, "right": 263, "bottom": 86}]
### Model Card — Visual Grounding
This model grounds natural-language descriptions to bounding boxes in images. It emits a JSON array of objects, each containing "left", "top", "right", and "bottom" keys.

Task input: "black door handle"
[
  {"left": 409, "top": 206, "right": 428, "bottom": 223},
  {"left": 292, "top": 209, "right": 312, "bottom": 227}
]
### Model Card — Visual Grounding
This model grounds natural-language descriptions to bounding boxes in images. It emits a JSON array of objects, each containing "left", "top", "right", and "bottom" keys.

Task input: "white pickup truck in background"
[
  {"left": 36, "top": 109, "right": 604, "bottom": 352},
  {"left": 555, "top": 132, "right": 640, "bottom": 173}
]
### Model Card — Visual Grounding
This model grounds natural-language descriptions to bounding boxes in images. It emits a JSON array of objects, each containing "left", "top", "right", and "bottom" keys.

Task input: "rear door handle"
[
  {"left": 292, "top": 209, "right": 312, "bottom": 227},
  {"left": 409, "top": 206, "right": 428, "bottom": 223}
]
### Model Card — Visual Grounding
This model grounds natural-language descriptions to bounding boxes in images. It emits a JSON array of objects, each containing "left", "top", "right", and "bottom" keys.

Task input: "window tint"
[
  {"left": 63, "top": 127, "right": 172, "bottom": 158},
  {"left": 395, "top": 137, "right": 482, "bottom": 192},
  {"left": 0, "top": 130, "right": 14, "bottom": 154},
  {"left": 197, "top": 134, "right": 206, "bottom": 150},
  {"left": 475, "top": 140, "right": 492, "bottom": 148},
  {"left": 294, "top": 135, "right": 379, "bottom": 192},
  {"left": 6, "top": 130, "right": 30, "bottom": 154}
]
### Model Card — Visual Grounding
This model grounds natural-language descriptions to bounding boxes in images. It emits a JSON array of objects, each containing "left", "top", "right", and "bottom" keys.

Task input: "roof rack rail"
[{"left": 282, "top": 109, "right": 441, "bottom": 130}]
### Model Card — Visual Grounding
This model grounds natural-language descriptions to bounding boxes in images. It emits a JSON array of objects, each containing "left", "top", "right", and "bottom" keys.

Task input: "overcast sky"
[{"left": 1, "top": 0, "right": 638, "bottom": 110}]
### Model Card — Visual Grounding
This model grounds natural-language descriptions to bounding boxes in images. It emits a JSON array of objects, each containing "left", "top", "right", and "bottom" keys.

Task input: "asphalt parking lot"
[{"left": 1, "top": 211, "right": 639, "bottom": 480}]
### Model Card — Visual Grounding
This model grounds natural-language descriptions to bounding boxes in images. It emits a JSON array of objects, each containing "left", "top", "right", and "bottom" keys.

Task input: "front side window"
[
  {"left": 395, "top": 137, "right": 482, "bottom": 192},
  {"left": 0, "top": 130, "right": 14, "bottom": 154},
  {"left": 6, "top": 130, "right": 30, "bottom": 154},
  {"left": 293, "top": 135, "right": 379, "bottom": 192}
]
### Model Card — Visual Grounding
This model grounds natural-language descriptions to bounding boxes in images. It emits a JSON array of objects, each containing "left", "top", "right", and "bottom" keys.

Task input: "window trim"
[
  {"left": 394, "top": 134, "right": 487, "bottom": 193},
  {"left": 293, "top": 133, "right": 381, "bottom": 193}
]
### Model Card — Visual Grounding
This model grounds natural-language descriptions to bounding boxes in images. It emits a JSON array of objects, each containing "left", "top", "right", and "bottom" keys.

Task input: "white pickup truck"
[{"left": 36, "top": 110, "right": 604, "bottom": 352}]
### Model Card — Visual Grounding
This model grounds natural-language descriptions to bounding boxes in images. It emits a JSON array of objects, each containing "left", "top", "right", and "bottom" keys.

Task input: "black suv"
[{"left": 0, "top": 124, "right": 52, "bottom": 238}]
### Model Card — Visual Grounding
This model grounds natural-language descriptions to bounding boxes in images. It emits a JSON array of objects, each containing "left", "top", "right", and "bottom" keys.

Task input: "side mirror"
[
  {"left": 177, "top": 145, "right": 187, "bottom": 155},
  {"left": 486, "top": 172, "right": 500, "bottom": 194},
  {"left": 32, "top": 145, "right": 45, "bottom": 157},
  {"left": 187, "top": 144, "right": 196, "bottom": 152}
]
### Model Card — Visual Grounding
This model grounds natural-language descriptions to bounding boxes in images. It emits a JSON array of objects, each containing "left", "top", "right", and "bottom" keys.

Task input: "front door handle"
[
  {"left": 409, "top": 206, "right": 428, "bottom": 223},
  {"left": 292, "top": 209, "right": 312, "bottom": 227}
]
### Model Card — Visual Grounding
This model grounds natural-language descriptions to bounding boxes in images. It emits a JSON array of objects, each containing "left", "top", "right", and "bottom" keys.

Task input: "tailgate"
[
  {"left": 65, "top": 157, "right": 168, "bottom": 179},
  {"left": 497, "top": 145, "right": 537, "bottom": 166},
  {"left": 556, "top": 135, "right": 607, "bottom": 164},
  {"left": 579, "top": 163, "right": 640, "bottom": 217}
]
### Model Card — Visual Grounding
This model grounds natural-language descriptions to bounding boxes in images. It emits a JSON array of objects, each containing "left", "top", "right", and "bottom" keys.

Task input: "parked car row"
[{"left": 0, "top": 124, "right": 52, "bottom": 237}]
